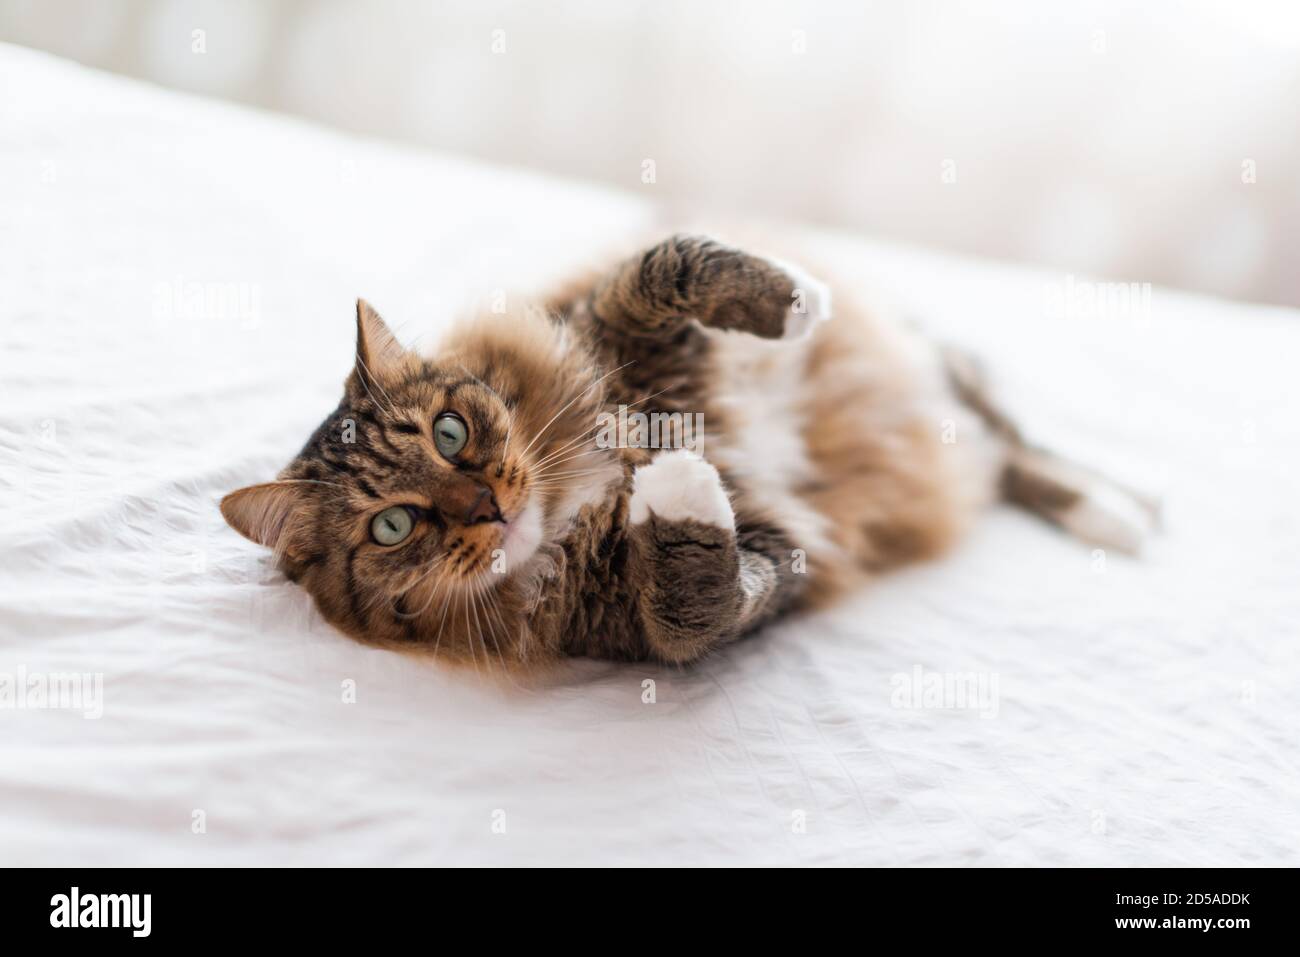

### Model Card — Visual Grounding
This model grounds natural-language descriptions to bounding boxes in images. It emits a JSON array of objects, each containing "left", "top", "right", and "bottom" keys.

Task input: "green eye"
[
  {"left": 433, "top": 413, "right": 468, "bottom": 458},
  {"left": 371, "top": 505, "right": 415, "bottom": 546}
]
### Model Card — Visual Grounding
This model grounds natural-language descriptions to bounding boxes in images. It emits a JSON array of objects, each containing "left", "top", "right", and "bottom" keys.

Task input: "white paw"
[
  {"left": 629, "top": 450, "right": 734, "bottom": 527},
  {"left": 771, "top": 257, "right": 832, "bottom": 340}
]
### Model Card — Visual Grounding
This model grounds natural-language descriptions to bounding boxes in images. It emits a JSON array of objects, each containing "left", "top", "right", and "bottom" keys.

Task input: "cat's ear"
[
  {"left": 349, "top": 298, "right": 406, "bottom": 397},
  {"left": 220, "top": 481, "right": 306, "bottom": 556}
]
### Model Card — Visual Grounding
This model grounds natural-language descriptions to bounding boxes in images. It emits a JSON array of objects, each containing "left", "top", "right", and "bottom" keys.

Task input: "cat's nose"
[{"left": 466, "top": 487, "right": 502, "bottom": 525}]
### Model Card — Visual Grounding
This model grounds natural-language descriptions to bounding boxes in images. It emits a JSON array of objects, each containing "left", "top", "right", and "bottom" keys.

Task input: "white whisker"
[
  {"left": 529, "top": 383, "right": 675, "bottom": 474},
  {"left": 352, "top": 351, "right": 397, "bottom": 417},
  {"left": 516, "top": 359, "right": 636, "bottom": 461}
]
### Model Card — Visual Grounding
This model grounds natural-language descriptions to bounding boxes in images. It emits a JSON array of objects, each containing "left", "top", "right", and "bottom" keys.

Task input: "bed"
[{"left": 2, "top": 43, "right": 1297, "bottom": 866}]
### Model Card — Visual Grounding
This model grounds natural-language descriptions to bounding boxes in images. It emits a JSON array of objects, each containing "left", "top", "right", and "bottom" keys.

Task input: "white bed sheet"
[{"left": 1, "top": 45, "right": 1297, "bottom": 866}]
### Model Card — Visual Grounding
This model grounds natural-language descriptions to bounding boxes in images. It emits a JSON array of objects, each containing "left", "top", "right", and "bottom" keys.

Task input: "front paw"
[
  {"left": 772, "top": 258, "right": 833, "bottom": 340},
  {"left": 629, "top": 450, "right": 734, "bottom": 528}
]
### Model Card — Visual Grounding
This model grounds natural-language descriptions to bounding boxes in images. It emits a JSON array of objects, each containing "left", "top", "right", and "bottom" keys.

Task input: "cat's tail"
[
  {"left": 941, "top": 345, "right": 1160, "bottom": 555},
  {"left": 1000, "top": 444, "right": 1160, "bottom": 555}
]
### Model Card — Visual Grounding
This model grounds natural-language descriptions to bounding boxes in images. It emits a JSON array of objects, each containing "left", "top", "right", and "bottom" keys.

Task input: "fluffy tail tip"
[{"left": 1056, "top": 479, "right": 1158, "bottom": 556}]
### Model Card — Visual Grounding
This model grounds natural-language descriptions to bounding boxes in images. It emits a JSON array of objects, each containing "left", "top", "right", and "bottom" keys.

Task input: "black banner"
[{"left": 0, "top": 867, "right": 1284, "bottom": 944}]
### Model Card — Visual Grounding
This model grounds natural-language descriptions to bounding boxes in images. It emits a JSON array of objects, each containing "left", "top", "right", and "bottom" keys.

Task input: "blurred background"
[{"left": 3, "top": 0, "right": 1297, "bottom": 306}]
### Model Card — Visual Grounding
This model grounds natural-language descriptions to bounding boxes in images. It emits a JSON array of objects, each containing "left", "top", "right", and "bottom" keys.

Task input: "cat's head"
[{"left": 221, "top": 299, "right": 617, "bottom": 653}]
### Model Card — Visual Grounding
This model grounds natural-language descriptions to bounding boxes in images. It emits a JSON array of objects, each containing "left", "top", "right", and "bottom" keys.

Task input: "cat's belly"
[
  {"left": 702, "top": 306, "right": 1001, "bottom": 605},
  {"left": 703, "top": 330, "right": 841, "bottom": 562}
]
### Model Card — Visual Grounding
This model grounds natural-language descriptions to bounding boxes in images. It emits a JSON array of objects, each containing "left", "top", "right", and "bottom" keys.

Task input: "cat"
[{"left": 221, "top": 234, "right": 1156, "bottom": 667}]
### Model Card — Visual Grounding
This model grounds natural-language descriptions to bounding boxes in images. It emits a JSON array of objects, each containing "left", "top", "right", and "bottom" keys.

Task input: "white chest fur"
[{"left": 703, "top": 331, "right": 838, "bottom": 558}]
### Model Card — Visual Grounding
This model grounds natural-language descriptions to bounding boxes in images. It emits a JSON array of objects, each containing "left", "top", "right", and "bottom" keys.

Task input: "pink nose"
[{"left": 466, "top": 487, "right": 502, "bottom": 525}]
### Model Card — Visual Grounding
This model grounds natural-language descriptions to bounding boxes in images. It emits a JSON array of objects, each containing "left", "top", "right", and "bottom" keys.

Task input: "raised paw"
[
  {"left": 629, "top": 450, "right": 734, "bottom": 528},
  {"left": 770, "top": 257, "right": 833, "bottom": 340},
  {"left": 591, "top": 234, "right": 834, "bottom": 342}
]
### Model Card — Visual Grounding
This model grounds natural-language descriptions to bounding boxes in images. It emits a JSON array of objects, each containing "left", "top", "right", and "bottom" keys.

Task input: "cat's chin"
[{"left": 499, "top": 497, "right": 544, "bottom": 572}]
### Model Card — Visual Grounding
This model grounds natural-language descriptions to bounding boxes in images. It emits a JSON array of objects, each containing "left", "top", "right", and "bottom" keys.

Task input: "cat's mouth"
[
  {"left": 496, "top": 497, "right": 544, "bottom": 571},
  {"left": 449, "top": 480, "right": 543, "bottom": 582}
]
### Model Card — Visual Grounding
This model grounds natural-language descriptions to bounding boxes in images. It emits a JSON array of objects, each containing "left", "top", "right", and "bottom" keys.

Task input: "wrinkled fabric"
[{"left": 1, "top": 45, "right": 1296, "bottom": 866}]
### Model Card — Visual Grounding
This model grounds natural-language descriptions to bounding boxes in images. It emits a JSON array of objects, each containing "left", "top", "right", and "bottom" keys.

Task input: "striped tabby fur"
[{"left": 222, "top": 235, "right": 1154, "bottom": 668}]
